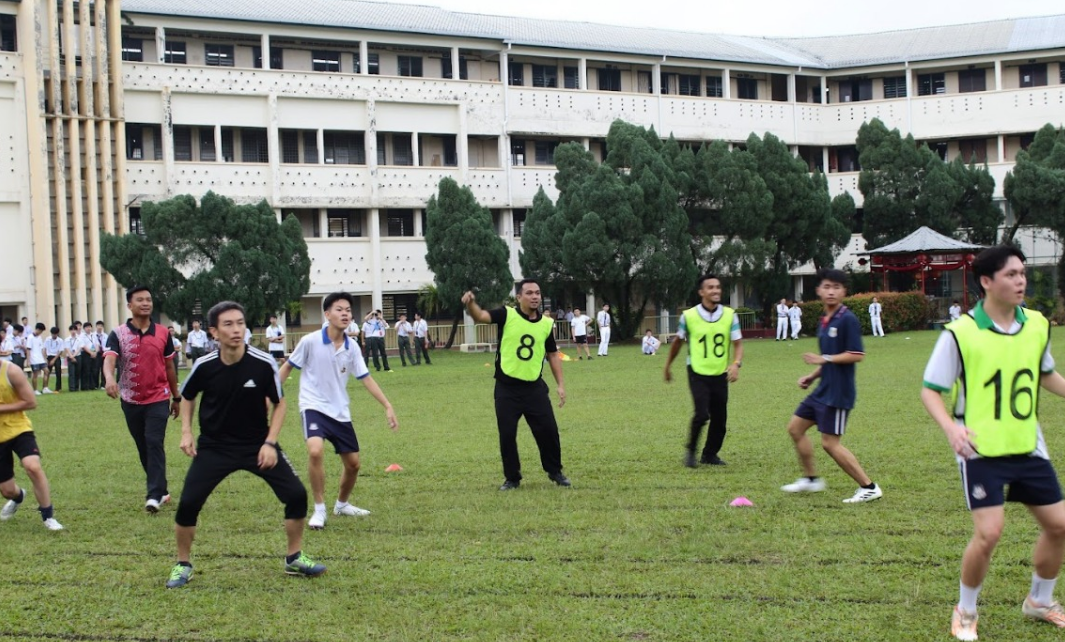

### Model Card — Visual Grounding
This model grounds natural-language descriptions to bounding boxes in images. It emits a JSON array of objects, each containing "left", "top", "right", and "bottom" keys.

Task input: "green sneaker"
[
  {"left": 166, "top": 563, "right": 193, "bottom": 589},
  {"left": 284, "top": 552, "right": 327, "bottom": 577}
]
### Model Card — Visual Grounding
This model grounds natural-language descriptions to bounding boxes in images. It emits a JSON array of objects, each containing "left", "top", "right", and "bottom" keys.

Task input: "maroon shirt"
[{"left": 104, "top": 320, "right": 175, "bottom": 405}]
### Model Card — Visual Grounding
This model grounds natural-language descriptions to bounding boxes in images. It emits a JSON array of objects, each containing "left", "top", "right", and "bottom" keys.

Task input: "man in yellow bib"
[
  {"left": 0, "top": 360, "right": 63, "bottom": 530},
  {"left": 664, "top": 274, "right": 743, "bottom": 468},
  {"left": 922, "top": 245, "right": 1065, "bottom": 640},
  {"left": 463, "top": 279, "right": 570, "bottom": 490}
]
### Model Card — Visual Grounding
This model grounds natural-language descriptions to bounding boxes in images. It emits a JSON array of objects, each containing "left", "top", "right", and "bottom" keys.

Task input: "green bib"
[
  {"left": 948, "top": 310, "right": 1049, "bottom": 457},
  {"left": 683, "top": 305, "right": 735, "bottom": 376},
  {"left": 499, "top": 307, "right": 554, "bottom": 382}
]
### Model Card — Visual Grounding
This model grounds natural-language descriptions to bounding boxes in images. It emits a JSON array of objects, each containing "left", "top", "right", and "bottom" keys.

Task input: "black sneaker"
[
  {"left": 548, "top": 473, "right": 571, "bottom": 487},
  {"left": 684, "top": 452, "right": 698, "bottom": 468},
  {"left": 700, "top": 456, "right": 727, "bottom": 466},
  {"left": 499, "top": 480, "right": 520, "bottom": 491}
]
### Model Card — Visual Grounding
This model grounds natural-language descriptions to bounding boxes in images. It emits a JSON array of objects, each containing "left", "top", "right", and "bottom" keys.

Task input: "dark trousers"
[
  {"left": 97, "top": 353, "right": 105, "bottom": 388},
  {"left": 121, "top": 400, "right": 171, "bottom": 501},
  {"left": 494, "top": 379, "right": 563, "bottom": 483},
  {"left": 68, "top": 357, "right": 80, "bottom": 391},
  {"left": 414, "top": 336, "right": 432, "bottom": 364},
  {"left": 687, "top": 368, "right": 729, "bottom": 460},
  {"left": 175, "top": 444, "right": 307, "bottom": 527},
  {"left": 78, "top": 353, "right": 95, "bottom": 390},
  {"left": 368, "top": 337, "right": 390, "bottom": 371},
  {"left": 47, "top": 356, "right": 62, "bottom": 391},
  {"left": 10, "top": 354, "right": 24, "bottom": 371},
  {"left": 397, "top": 336, "right": 415, "bottom": 366}
]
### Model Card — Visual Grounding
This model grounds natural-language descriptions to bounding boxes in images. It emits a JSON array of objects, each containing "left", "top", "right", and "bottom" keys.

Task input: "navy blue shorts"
[
  {"left": 574, "top": 335, "right": 588, "bottom": 344},
  {"left": 301, "top": 409, "right": 359, "bottom": 454},
  {"left": 960, "top": 455, "right": 1063, "bottom": 510},
  {"left": 794, "top": 396, "right": 850, "bottom": 436}
]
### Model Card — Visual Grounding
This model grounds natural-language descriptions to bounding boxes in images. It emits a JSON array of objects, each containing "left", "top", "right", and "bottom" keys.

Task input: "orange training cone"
[{"left": 385, "top": 463, "right": 403, "bottom": 472}]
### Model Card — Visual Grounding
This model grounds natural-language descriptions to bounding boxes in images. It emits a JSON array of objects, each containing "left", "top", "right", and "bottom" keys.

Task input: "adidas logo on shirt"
[{"left": 243, "top": 379, "right": 257, "bottom": 388}]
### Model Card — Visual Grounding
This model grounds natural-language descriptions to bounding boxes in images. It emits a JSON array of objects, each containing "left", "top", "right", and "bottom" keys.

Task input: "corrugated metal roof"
[
  {"left": 864, "top": 226, "right": 985, "bottom": 255},
  {"left": 120, "top": 0, "right": 1065, "bottom": 70}
]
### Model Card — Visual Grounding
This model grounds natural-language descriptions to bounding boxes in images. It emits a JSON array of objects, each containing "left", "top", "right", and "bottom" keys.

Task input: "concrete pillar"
[
  {"left": 998, "top": 134, "right": 1006, "bottom": 163},
  {"left": 581, "top": 137, "right": 590, "bottom": 151},
  {"left": 578, "top": 58, "right": 587, "bottom": 90},
  {"left": 412, "top": 132, "right": 420, "bottom": 166},
  {"left": 155, "top": 26, "right": 165, "bottom": 63},
  {"left": 267, "top": 93, "right": 280, "bottom": 204},
  {"left": 722, "top": 68, "right": 731, "bottom": 99},
  {"left": 457, "top": 106, "right": 469, "bottom": 182},
  {"left": 261, "top": 34, "right": 271, "bottom": 69},
  {"left": 787, "top": 73, "right": 796, "bottom": 102},
  {"left": 585, "top": 293, "right": 596, "bottom": 319},
  {"left": 414, "top": 208, "right": 423, "bottom": 236},
  {"left": 359, "top": 41, "right": 369, "bottom": 75},
  {"left": 317, "top": 129, "right": 325, "bottom": 165},
  {"left": 994, "top": 60, "right": 1002, "bottom": 91},
  {"left": 652, "top": 63, "right": 662, "bottom": 94},
  {"left": 369, "top": 208, "right": 383, "bottom": 310},
  {"left": 214, "top": 125, "right": 223, "bottom": 162},
  {"left": 499, "top": 50, "right": 508, "bottom": 86},
  {"left": 318, "top": 208, "right": 328, "bottom": 238},
  {"left": 822, "top": 147, "right": 830, "bottom": 173},
  {"left": 451, "top": 46, "right": 460, "bottom": 79},
  {"left": 820, "top": 75, "right": 828, "bottom": 103}
]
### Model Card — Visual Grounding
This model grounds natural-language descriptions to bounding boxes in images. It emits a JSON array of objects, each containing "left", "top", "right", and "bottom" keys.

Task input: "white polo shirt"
[
  {"left": 26, "top": 333, "right": 47, "bottom": 366},
  {"left": 266, "top": 325, "right": 284, "bottom": 351},
  {"left": 287, "top": 327, "right": 370, "bottom": 423},
  {"left": 570, "top": 315, "right": 591, "bottom": 336},
  {"left": 187, "top": 329, "right": 208, "bottom": 348}
]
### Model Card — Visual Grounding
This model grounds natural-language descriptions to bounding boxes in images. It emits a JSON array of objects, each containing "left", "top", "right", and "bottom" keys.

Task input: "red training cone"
[{"left": 385, "top": 463, "right": 403, "bottom": 472}]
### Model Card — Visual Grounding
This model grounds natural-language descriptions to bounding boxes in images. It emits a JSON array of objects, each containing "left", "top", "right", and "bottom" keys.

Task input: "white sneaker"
[
  {"left": 145, "top": 498, "right": 161, "bottom": 513},
  {"left": 843, "top": 484, "right": 883, "bottom": 504},
  {"left": 334, "top": 503, "right": 371, "bottom": 517},
  {"left": 781, "top": 477, "right": 827, "bottom": 493},
  {"left": 1, "top": 491, "right": 22, "bottom": 520},
  {"left": 308, "top": 511, "right": 327, "bottom": 530},
  {"left": 34, "top": 390, "right": 41, "bottom": 396},
  {"left": 43, "top": 518, "right": 64, "bottom": 531},
  {"left": 42, "top": 387, "right": 52, "bottom": 394}
]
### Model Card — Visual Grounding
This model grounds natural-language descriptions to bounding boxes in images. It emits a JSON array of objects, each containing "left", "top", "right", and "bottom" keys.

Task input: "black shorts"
[
  {"left": 269, "top": 349, "right": 285, "bottom": 358},
  {"left": 0, "top": 432, "right": 41, "bottom": 482},
  {"left": 302, "top": 409, "right": 360, "bottom": 454},
  {"left": 960, "top": 455, "right": 1063, "bottom": 510},
  {"left": 794, "top": 397, "right": 850, "bottom": 435},
  {"left": 574, "top": 335, "right": 588, "bottom": 344}
]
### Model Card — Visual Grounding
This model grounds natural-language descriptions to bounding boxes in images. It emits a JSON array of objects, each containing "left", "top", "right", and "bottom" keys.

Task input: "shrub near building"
[{"left": 799, "top": 292, "right": 932, "bottom": 336}]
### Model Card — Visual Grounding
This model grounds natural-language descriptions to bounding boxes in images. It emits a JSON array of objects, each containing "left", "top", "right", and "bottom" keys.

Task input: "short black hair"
[
  {"left": 96, "top": 320, "right": 104, "bottom": 326},
  {"left": 35, "top": 323, "right": 46, "bottom": 331},
  {"left": 817, "top": 268, "right": 849, "bottom": 287},
  {"left": 972, "top": 245, "right": 1026, "bottom": 295},
  {"left": 72, "top": 320, "right": 81, "bottom": 326},
  {"left": 50, "top": 327, "right": 59, "bottom": 334},
  {"left": 322, "top": 292, "right": 354, "bottom": 311},
  {"left": 68, "top": 324, "right": 77, "bottom": 331},
  {"left": 2, "top": 318, "right": 10, "bottom": 324},
  {"left": 515, "top": 278, "right": 539, "bottom": 294},
  {"left": 126, "top": 285, "right": 152, "bottom": 302},
  {"left": 696, "top": 274, "right": 720, "bottom": 290},
  {"left": 12, "top": 324, "right": 22, "bottom": 333},
  {"left": 207, "top": 301, "right": 245, "bottom": 329}
]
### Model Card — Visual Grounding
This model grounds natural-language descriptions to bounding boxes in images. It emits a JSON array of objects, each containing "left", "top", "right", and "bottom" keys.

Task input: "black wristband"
[
  {"left": 264, "top": 441, "right": 278, "bottom": 450},
  {"left": 172, "top": 397, "right": 181, "bottom": 403}
]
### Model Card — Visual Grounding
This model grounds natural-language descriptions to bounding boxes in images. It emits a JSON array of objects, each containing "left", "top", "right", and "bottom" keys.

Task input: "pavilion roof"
[{"left": 863, "top": 226, "right": 986, "bottom": 256}]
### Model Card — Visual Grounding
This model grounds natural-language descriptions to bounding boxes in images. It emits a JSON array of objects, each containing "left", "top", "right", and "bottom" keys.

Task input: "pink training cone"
[
  {"left": 385, "top": 463, "right": 403, "bottom": 472},
  {"left": 729, "top": 496, "right": 754, "bottom": 507}
]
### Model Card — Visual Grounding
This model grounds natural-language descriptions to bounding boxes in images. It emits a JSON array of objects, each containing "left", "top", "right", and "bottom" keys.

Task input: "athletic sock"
[
  {"left": 1031, "top": 573, "right": 1058, "bottom": 605},
  {"left": 12, "top": 488, "right": 25, "bottom": 504},
  {"left": 334, "top": 500, "right": 349, "bottom": 510},
  {"left": 38, "top": 505, "right": 54, "bottom": 520},
  {"left": 285, "top": 551, "right": 301, "bottom": 564},
  {"left": 959, "top": 583, "right": 981, "bottom": 613},
  {"left": 177, "top": 561, "right": 192, "bottom": 568},
  {"left": 313, "top": 502, "right": 326, "bottom": 515},
  {"left": 807, "top": 476, "right": 819, "bottom": 482},
  {"left": 862, "top": 482, "right": 877, "bottom": 490}
]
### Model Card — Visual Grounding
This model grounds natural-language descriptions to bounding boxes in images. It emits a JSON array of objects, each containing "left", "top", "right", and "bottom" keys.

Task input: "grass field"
[{"left": 4, "top": 329, "right": 1065, "bottom": 641}]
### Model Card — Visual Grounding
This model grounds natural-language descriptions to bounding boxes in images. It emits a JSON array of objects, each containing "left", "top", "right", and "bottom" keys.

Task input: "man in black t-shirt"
[{"left": 164, "top": 301, "right": 326, "bottom": 589}]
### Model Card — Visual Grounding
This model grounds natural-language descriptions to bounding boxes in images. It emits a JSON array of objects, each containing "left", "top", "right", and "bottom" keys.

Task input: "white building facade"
[{"left": 1, "top": 0, "right": 1064, "bottom": 327}]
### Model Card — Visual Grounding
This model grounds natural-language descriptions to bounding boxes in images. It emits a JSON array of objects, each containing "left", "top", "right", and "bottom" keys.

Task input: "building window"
[
  {"left": 534, "top": 141, "right": 559, "bottom": 165},
  {"left": 220, "top": 129, "right": 234, "bottom": 162},
  {"left": 0, "top": 15, "right": 16, "bottom": 52},
  {"left": 833, "top": 145, "right": 860, "bottom": 172},
  {"left": 958, "top": 139, "right": 988, "bottom": 164},
  {"left": 511, "top": 140, "right": 526, "bottom": 166},
  {"left": 392, "top": 134, "right": 413, "bottom": 166},
  {"left": 839, "top": 78, "right": 872, "bottom": 102},
  {"left": 355, "top": 52, "right": 379, "bottom": 74},
  {"left": 929, "top": 141, "right": 948, "bottom": 160},
  {"left": 636, "top": 71, "right": 652, "bottom": 94},
  {"left": 882, "top": 76, "right": 906, "bottom": 99},
  {"left": 205, "top": 43, "right": 234, "bottom": 67},
  {"left": 121, "top": 37, "right": 143, "bottom": 62},
  {"left": 173, "top": 126, "right": 192, "bottom": 161},
  {"left": 737, "top": 77, "right": 758, "bottom": 100},
  {"left": 441, "top": 53, "right": 467, "bottom": 80},
  {"left": 532, "top": 64, "right": 558, "bottom": 88},
  {"left": 1020, "top": 132, "right": 1036, "bottom": 150},
  {"left": 706, "top": 76, "right": 723, "bottom": 97},
  {"left": 958, "top": 69, "right": 986, "bottom": 93},
  {"left": 126, "top": 124, "right": 145, "bottom": 160},
  {"left": 513, "top": 209, "right": 527, "bottom": 237},
  {"left": 253, "top": 46, "right": 284, "bottom": 70},
  {"left": 1019, "top": 63, "right": 1047, "bottom": 88},
  {"left": 508, "top": 61, "right": 524, "bottom": 86},
  {"left": 241, "top": 129, "right": 269, "bottom": 163},
  {"left": 327, "top": 209, "right": 362, "bottom": 237},
  {"left": 917, "top": 72, "right": 945, "bottom": 96},
  {"left": 164, "top": 41, "right": 187, "bottom": 65},
  {"left": 387, "top": 210, "right": 414, "bottom": 237},
  {"left": 311, "top": 50, "right": 340, "bottom": 73},
  {"left": 398, "top": 55, "right": 423, "bottom": 77},
  {"left": 1060, "top": 64, "right": 1065, "bottom": 84},
  {"left": 199, "top": 128, "right": 216, "bottom": 162},
  {"left": 564, "top": 66, "right": 579, "bottom": 89},
  {"left": 324, "top": 130, "right": 365, "bottom": 165},
  {"left": 129, "top": 207, "right": 145, "bottom": 236},
  {"left": 303, "top": 131, "right": 318, "bottom": 164},
  {"left": 280, "top": 130, "right": 300, "bottom": 164},
  {"left": 678, "top": 74, "right": 701, "bottom": 97},
  {"left": 598, "top": 68, "right": 621, "bottom": 92}
]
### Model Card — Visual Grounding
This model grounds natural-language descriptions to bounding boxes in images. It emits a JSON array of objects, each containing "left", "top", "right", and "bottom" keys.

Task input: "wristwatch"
[{"left": 732, "top": 360, "right": 742, "bottom": 368}]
